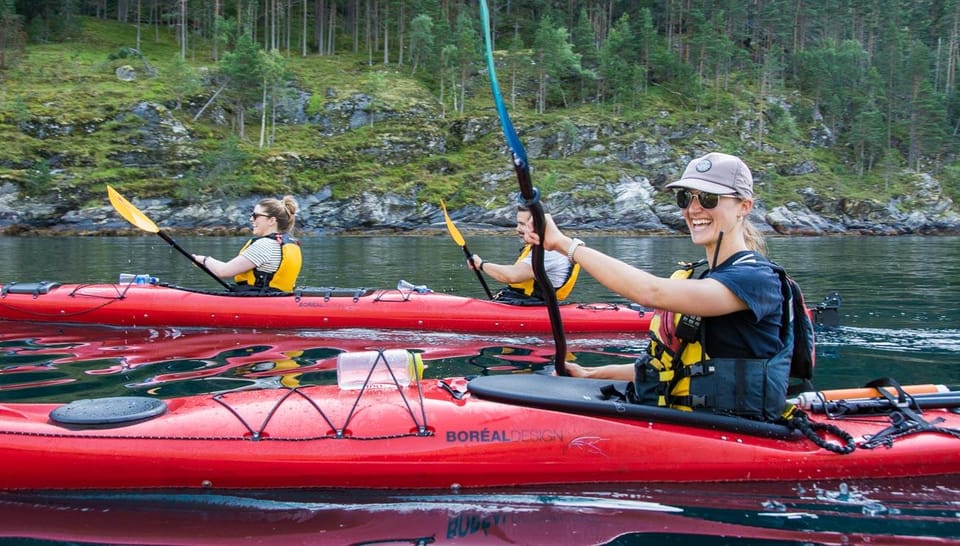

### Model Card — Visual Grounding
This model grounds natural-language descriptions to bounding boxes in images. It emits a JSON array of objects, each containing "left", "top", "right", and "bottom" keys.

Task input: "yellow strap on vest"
[
  {"left": 270, "top": 242, "right": 302, "bottom": 292},
  {"left": 646, "top": 264, "right": 708, "bottom": 411},
  {"left": 555, "top": 262, "right": 580, "bottom": 300},
  {"left": 233, "top": 239, "right": 257, "bottom": 287},
  {"left": 232, "top": 235, "right": 302, "bottom": 292},
  {"left": 508, "top": 245, "right": 536, "bottom": 296},
  {"left": 507, "top": 244, "right": 579, "bottom": 301}
]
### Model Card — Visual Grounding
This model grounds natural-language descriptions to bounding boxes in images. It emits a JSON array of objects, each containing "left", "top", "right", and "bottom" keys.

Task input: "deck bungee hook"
[{"left": 479, "top": 0, "right": 568, "bottom": 374}]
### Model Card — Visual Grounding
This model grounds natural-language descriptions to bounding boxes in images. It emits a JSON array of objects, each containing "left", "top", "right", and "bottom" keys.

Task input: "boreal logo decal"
[{"left": 445, "top": 429, "right": 563, "bottom": 442}]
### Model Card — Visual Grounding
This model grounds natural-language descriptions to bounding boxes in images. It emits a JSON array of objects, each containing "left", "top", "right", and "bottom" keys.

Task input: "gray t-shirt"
[{"left": 520, "top": 249, "right": 571, "bottom": 287}]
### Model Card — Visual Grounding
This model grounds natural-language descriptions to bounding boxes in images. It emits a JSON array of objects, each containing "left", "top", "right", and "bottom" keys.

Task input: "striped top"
[{"left": 240, "top": 237, "right": 282, "bottom": 273}]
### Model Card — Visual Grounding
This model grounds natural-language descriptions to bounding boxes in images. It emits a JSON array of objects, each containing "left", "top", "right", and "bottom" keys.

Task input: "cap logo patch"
[{"left": 695, "top": 159, "right": 712, "bottom": 173}]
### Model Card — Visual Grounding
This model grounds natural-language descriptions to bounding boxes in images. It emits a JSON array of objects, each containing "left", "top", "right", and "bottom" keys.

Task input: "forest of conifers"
[{"left": 3, "top": 0, "right": 959, "bottom": 178}]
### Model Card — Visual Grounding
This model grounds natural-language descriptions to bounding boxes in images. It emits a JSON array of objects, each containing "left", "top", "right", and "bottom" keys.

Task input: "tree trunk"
[
  {"left": 397, "top": 0, "right": 405, "bottom": 66},
  {"left": 383, "top": 0, "right": 389, "bottom": 65},
  {"left": 301, "top": 0, "right": 307, "bottom": 56},
  {"left": 211, "top": 0, "right": 218, "bottom": 60},
  {"left": 259, "top": 79, "right": 268, "bottom": 148},
  {"left": 179, "top": 0, "right": 187, "bottom": 60},
  {"left": 136, "top": 0, "right": 141, "bottom": 51}
]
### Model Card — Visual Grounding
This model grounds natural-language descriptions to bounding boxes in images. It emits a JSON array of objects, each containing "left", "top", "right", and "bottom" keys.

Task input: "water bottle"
[
  {"left": 119, "top": 273, "right": 158, "bottom": 285},
  {"left": 336, "top": 349, "right": 425, "bottom": 390},
  {"left": 396, "top": 279, "right": 432, "bottom": 294}
]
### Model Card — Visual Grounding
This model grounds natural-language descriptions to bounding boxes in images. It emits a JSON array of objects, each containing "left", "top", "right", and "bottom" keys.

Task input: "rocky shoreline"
[
  {"left": 5, "top": 95, "right": 960, "bottom": 238},
  {"left": 3, "top": 172, "right": 960, "bottom": 237}
]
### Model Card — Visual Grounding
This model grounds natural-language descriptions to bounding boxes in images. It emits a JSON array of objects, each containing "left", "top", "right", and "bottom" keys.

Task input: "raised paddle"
[
  {"left": 440, "top": 199, "right": 494, "bottom": 299},
  {"left": 106, "top": 185, "right": 232, "bottom": 290},
  {"left": 479, "top": 0, "right": 568, "bottom": 374}
]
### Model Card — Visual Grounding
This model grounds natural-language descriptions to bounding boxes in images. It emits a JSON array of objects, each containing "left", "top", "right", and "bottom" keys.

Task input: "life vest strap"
[
  {"left": 674, "top": 361, "right": 714, "bottom": 379},
  {"left": 672, "top": 394, "right": 708, "bottom": 409}
]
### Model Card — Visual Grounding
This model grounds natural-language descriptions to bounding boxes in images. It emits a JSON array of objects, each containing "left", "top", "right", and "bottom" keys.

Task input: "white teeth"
[{"left": 692, "top": 219, "right": 711, "bottom": 226}]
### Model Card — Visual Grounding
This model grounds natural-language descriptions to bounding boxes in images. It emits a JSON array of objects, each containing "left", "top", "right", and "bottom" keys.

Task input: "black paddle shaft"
[
  {"left": 517, "top": 182, "right": 569, "bottom": 375},
  {"left": 461, "top": 245, "right": 494, "bottom": 299},
  {"left": 158, "top": 231, "right": 232, "bottom": 290}
]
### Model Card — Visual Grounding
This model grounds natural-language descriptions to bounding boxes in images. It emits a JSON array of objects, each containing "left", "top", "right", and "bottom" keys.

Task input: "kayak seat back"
[{"left": 467, "top": 374, "right": 799, "bottom": 440}]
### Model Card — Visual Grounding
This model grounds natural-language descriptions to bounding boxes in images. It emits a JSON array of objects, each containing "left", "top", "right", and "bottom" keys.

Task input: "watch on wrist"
[{"left": 567, "top": 238, "right": 585, "bottom": 264}]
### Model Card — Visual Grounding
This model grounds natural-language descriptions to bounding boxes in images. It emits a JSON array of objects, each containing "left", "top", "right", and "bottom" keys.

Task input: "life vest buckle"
[{"left": 688, "top": 361, "right": 714, "bottom": 377}]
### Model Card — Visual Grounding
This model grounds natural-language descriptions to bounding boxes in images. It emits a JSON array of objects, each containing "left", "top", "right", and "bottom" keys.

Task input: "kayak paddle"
[
  {"left": 440, "top": 199, "right": 494, "bottom": 299},
  {"left": 804, "top": 391, "right": 960, "bottom": 414},
  {"left": 479, "top": 0, "right": 568, "bottom": 374},
  {"left": 106, "top": 185, "right": 232, "bottom": 290}
]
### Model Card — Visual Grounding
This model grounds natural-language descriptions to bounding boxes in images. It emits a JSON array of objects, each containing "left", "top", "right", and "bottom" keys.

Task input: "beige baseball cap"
[{"left": 665, "top": 152, "right": 753, "bottom": 198}]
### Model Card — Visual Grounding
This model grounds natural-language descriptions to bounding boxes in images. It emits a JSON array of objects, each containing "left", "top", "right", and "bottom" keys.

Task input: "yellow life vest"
[
  {"left": 630, "top": 256, "right": 794, "bottom": 421},
  {"left": 507, "top": 244, "right": 580, "bottom": 301},
  {"left": 642, "top": 262, "right": 707, "bottom": 411},
  {"left": 233, "top": 233, "right": 302, "bottom": 292}
]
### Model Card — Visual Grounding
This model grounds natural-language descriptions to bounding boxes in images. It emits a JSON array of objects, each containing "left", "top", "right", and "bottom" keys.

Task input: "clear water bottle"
[
  {"left": 336, "top": 349, "right": 425, "bottom": 390},
  {"left": 119, "top": 273, "right": 158, "bottom": 285},
  {"left": 396, "top": 279, "right": 432, "bottom": 293}
]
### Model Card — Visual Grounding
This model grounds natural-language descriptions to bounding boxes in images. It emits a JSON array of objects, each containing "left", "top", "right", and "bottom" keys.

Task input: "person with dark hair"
[
  {"left": 523, "top": 152, "right": 795, "bottom": 421},
  {"left": 469, "top": 205, "right": 579, "bottom": 302},
  {"left": 193, "top": 195, "right": 302, "bottom": 292}
]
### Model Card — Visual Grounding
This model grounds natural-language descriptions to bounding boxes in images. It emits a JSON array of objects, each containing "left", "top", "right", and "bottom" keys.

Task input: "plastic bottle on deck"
[
  {"left": 396, "top": 279, "right": 432, "bottom": 293},
  {"left": 118, "top": 273, "right": 159, "bottom": 285},
  {"left": 336, "top": 349, "right": 425, "bottom": 390}
]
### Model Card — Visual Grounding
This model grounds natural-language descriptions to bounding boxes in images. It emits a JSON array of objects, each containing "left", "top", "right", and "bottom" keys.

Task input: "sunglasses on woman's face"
[{"left": 675, "top": 189, "right": 737, "bottom": 210}]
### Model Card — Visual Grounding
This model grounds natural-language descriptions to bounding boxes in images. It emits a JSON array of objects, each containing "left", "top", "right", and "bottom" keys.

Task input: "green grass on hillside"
[{"left": 2, "top": 16, "right": 956, "bottom": 216}]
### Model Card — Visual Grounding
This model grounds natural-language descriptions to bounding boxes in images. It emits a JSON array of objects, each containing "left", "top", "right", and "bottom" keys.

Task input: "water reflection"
[
  {"left": 2, "top": 236, "right": 960, "bottom": 542},
  {"left": 0, "top": 478, "right": 956, "bottom": 545},
  {"left": 0, "top": 323, "right": 647, "bottom": 403}
]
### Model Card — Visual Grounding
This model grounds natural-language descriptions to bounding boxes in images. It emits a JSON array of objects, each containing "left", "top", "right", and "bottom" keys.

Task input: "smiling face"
[
  {"left": 680, "top": 190, "right": 751, "bottom": 249},
  {"left": 250, "top": 207, "right": 277, "bottom": 237}
]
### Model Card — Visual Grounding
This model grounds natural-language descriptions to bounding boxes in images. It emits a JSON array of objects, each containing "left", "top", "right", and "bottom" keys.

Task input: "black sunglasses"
[
  {"left": 675, "top": 189, "right": 736, "bottom": 210},
  {"left": 250, "top": 212, "right": 272, "bottom": 220}
]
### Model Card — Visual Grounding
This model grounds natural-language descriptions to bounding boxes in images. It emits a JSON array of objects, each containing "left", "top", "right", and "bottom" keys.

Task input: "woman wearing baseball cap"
[{"left": 525, "top": 152, "right": 792, "bottom": 420}]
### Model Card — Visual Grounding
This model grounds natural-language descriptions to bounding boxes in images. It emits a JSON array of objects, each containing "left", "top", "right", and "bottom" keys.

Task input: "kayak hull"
[
  {"left": 0, "top": 282, "right": 647, "bottom": 333},
  {"left": 1, "top": 375, "right": 957, "bottom": 490}
]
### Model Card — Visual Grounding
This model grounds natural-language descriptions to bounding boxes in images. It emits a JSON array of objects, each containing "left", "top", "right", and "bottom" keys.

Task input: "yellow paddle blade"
[
  {"left": 107, "top": 185, "right": 159, "bottom": 233},
  {"left": 440, "top": 199, "right": 466, "bottom": 246}
]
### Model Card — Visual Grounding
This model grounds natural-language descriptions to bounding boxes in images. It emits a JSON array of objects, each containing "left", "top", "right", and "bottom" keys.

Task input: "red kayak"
[
  {"left": 0, "top": 371, "right": 957, "bottom": 490},
  {"left": 0, "top": 280, "right": 652, "bottom": 333},
  {"left": 0, "top": 280, "right": 841, "bottom": 334}
]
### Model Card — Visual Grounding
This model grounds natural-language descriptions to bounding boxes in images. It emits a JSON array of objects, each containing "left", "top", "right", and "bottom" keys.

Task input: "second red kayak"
[
  {"left": 0, "top": 280, "right": 650, "bottom": 333},
  {"left": 0, "top": 280, "right": 840, "bottom": 333}
]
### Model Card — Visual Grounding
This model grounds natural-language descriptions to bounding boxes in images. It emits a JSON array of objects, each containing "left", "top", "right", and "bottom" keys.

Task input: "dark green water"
[
  {"left": 3, "top": 234, "right": 959, "bottom": 392},
  {"left": 0, "top": 234, "right": 958, "bottom": 544}
]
